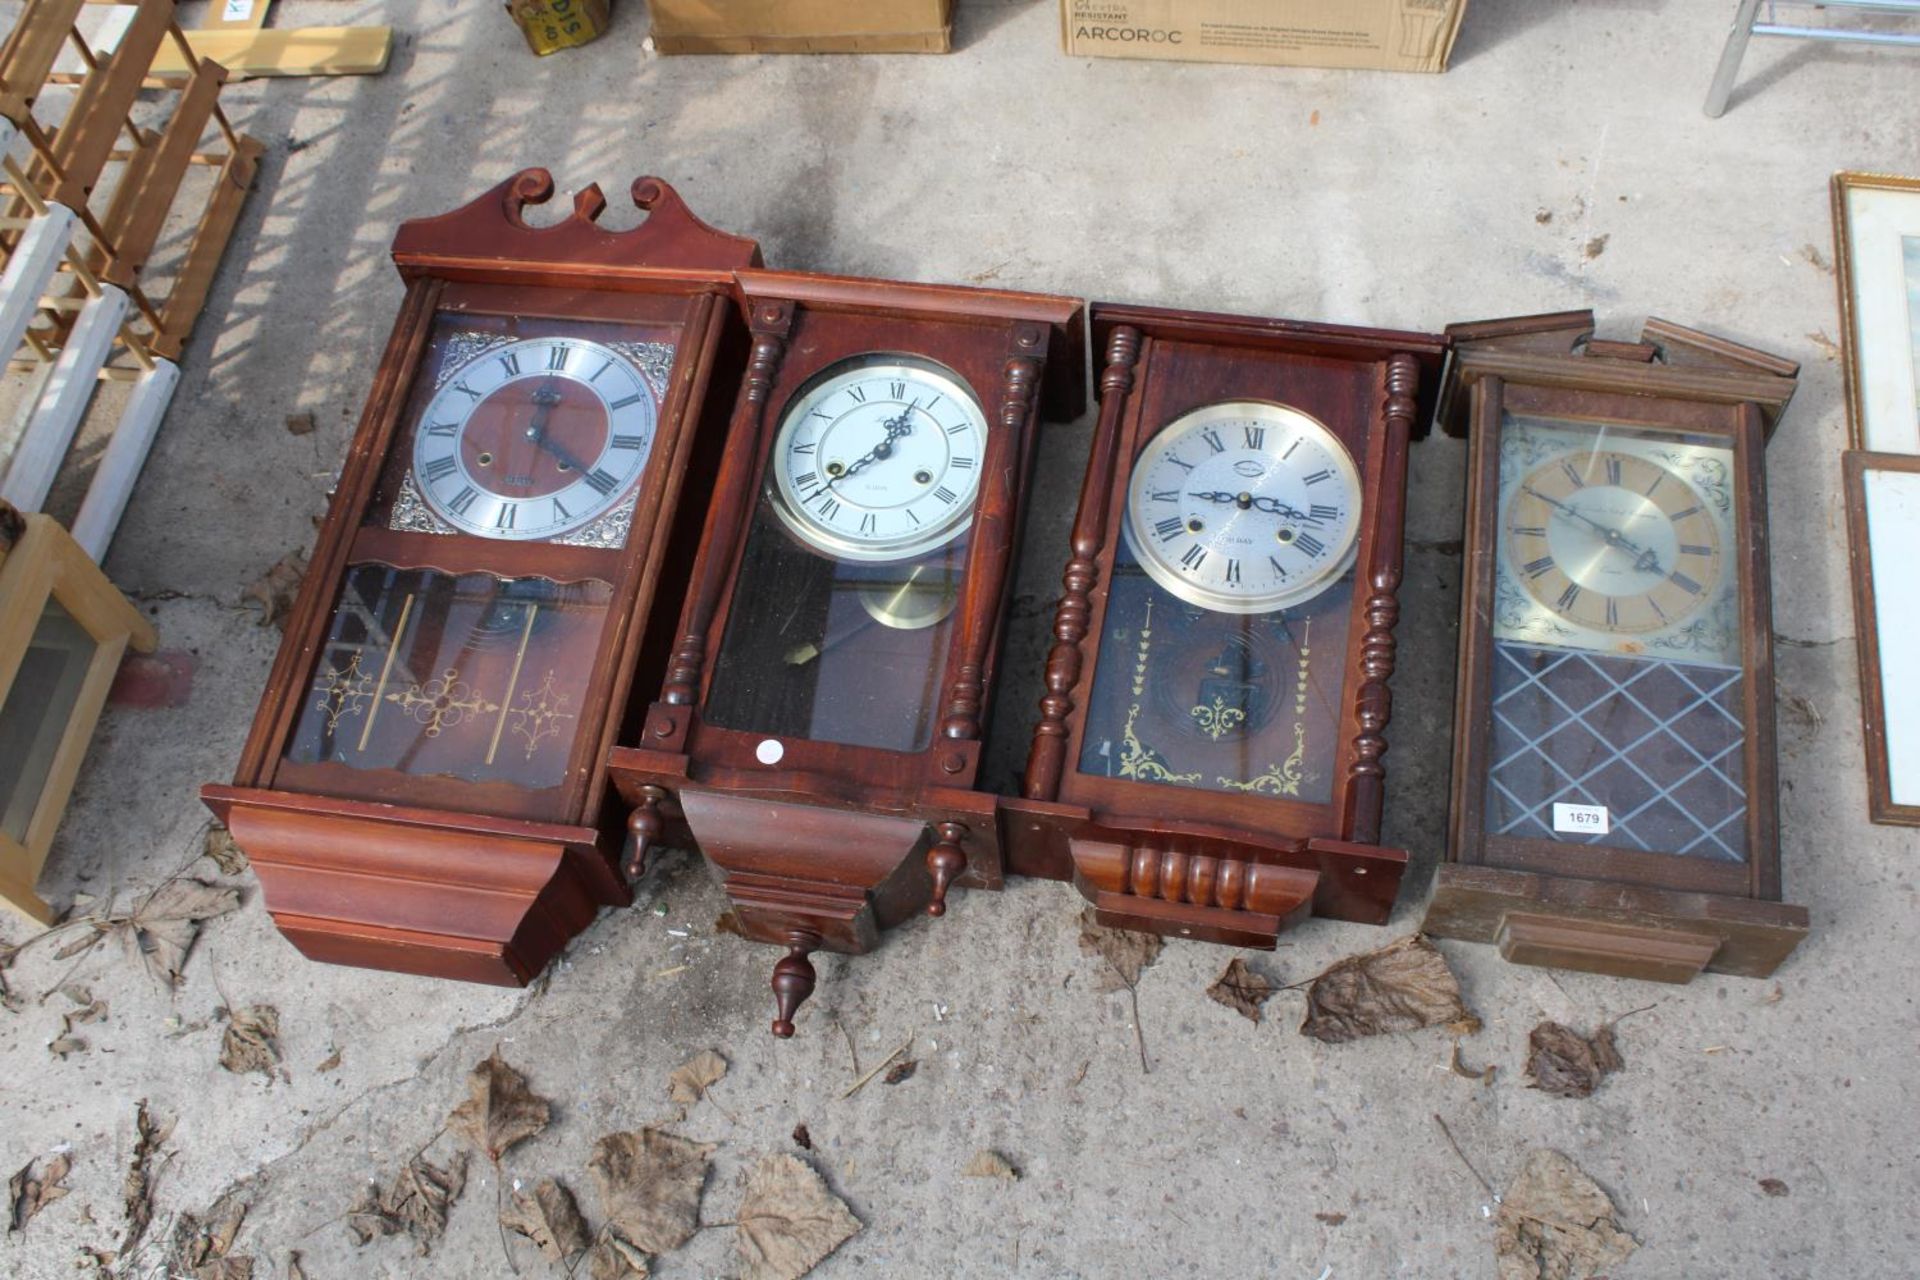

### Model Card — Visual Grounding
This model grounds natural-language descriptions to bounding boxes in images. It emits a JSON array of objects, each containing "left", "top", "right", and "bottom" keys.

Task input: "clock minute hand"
[
  {"left": 525, "top": 382, "right": 595, "bottom": 475},
  {"left": 1522, "top": 485, "right": 1665, "bottom": 575},
  {"left": 827, "top": 408, "right": 914, "bottom": 490}
]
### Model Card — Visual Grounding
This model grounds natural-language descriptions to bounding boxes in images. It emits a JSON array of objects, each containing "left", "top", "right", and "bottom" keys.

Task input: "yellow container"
[{"left": 506, "top": 0, "right": 611, "bottom": 54}]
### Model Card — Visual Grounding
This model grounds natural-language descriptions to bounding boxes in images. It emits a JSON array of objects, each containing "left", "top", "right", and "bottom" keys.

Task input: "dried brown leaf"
[
  {"left": 589, "top": 1129, "right": 713, "bottom": 1255},
  {"left": 285, "top": 1252, "right": 307, "bottom": 1280},
  {"left": 59, "top": 983, "right": 96, "bottom": 1008},
  {"left": 1525, "top": 1022, "right": 1624, "bottom": 1100},
  {"left": 346, "top": 1151, "right": 468, "bottom": 1255},
  {"left": 220, "top": 1006, "right": 283, "bottom": 1079},
  {"left": 1449, "top": 1042, "right": 1497, "bottom": 1085},
  {"left": 245, "top": 551, "right": 308, "bottom": 629},
  {"left": 735, "top": 1154, "right": 861, "bottom": 1280},
  {"left": 882, "top": 1059, "right": 917, "bottom": 1086},
  {"left": 667, "top": 1049, "right": 729, "bottom": 1106},
  {"left": 790, "top": 1125, "right": 812, "bottom": 1150},
  {"left": 204, "top": 827, "right": 249, "bottom": 875},
  {"left": 190, "top": 1259, "right": 254, "bottom": 1280},
  {"left": 1299, "top": 935, "right": 1479, "bottom": 1044},
  {"left": 8, "top": 1152, "right": 72, "bottom": 1232},
  {"left": 315, "top": 1046, "right": 343, "bottom": 1073},
  {"left": 1315, "top": 1211, "right": 1348, "bottom": 1226},
  {"left": 123, "top": 1100, "right": 174, "bottom": 1254},
  {"left": 48, "top": 1032, "right": 88, "bottom": 1058},
  {"left": 1494, "top": 1149, "right": 1637, "bottom": 1280},
  {"left": 1206, "top": 957, "right": 1276, "bottom": 1023},
  {"left": 447, "top": 1050, "right": 551, "bottom": 1163},
  {"left": 125, "top": 879, "right": 241, "bottom": 987},
  {"left": 587, "top": 1232, "right": 653, "bottom": 1279},
  {"left": 1759, "top": 1177, "right": 1789, "bottom": 1197},
  {"left": 283, "top": 411, "right": 316, "bottom": 437},
  {"left": 1077, "top": 908, "right": 1161, "bottom": 992},
  {"left": 500, "top": 1177, "right": 590, "bottom": 1263},
  {"left": 961, "top": 1150, "right": 1018, "bottom": 1181}
]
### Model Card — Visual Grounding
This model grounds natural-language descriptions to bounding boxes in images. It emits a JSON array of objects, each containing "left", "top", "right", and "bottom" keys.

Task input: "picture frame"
[
  {"left": 1843, "top": 450, "right": 1920, "bottom": 827},
  {"left": 1832, "top": 171, "right": 1920, "bottom": 454}
]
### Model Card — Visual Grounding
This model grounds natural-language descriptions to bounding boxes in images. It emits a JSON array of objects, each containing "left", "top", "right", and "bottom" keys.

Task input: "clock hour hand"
[
  {"left": 827, "top": 408, "right": 915, "bottom": 490},
  {"left": 524, "top": 380, "right": 594, "bottom": 475},
  {"left": 1189, "top": 491, "right": 1309, "bottom": 520}
]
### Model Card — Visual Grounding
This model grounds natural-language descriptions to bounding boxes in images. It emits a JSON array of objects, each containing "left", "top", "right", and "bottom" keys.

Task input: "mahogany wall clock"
[
  {"left": 1422, "top": 311, "right": 1808, "bottom": 982},
  {"left": 203, "top": 171, "right": 759, "bottom": 984},
  {"left": 608, "top": 270, "right": 1083, "bottom": 1035},
  {"left": 1003, "top": 303, "right": 1447, "bottom": 948}
]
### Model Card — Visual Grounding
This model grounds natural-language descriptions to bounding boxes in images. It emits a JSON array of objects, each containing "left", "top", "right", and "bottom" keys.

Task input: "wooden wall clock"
[
  {"left": 1003, "top": 303, "right": 1448, "bottom": 948},
  {"left": 202, "top": 170, "right": 759, "bottom": 985},
  {"left": 607, "top": 270, "right": 1083, "bottom": 1035},
  {"left": 1422, "top": 311, "right": 1808, "bottom": 982}
]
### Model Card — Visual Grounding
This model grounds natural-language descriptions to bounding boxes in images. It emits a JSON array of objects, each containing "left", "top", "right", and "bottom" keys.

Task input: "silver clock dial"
[
  {"left": 768, "top": 355, "right": 988, "bottom": 563},
  {"left": 1123, "top": 400, "right": 1362, "bottom": 613},
  {"left": 411, "top": 336, "right": 657, "bottom": 542}
]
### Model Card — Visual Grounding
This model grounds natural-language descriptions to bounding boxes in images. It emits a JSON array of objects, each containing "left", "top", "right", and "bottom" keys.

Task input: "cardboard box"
[
  {"left": 651, "top": 0, "right": 953, "bottom": 54},
  {"left": 1059, "top": 0, "right": 1467, "bottom": 72}
]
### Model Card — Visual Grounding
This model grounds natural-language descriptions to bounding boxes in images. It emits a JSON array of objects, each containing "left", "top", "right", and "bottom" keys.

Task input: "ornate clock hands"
[
  {"left": 1522, "top": 484, "right": 1666, "bottom": 576},
  {"left": 826, "top": 406, "right": 916, "bottom": 491},
  {"left": 523, "top": 378, "right": 595, "bottom": 476},
  {"left": 1188, "top": 490, "right": 1313, "bottom": 519}
]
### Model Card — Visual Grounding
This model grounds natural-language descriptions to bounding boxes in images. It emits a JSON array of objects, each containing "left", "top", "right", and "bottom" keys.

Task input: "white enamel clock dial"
[
  {"left": 768, "top": 355, "right": 989, "bottom": 563},
  {"left": 1123, "top": 400, "right": 1363, "bottom": 614},
  {"left": 411, "top": 336, "right": 658, "bottom": 541}
]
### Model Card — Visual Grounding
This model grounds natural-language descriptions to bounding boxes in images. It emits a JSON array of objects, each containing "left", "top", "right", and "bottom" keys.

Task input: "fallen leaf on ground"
[
  {"left": 882, "top": 1059, "right": 917, "bottom": 1086},
  {"left": 1800, "top": 242, "right": 1833, "bottom": 274},
  {"left": 1077, "top": 909, "right": 1161, "bottom": 992},
  {"left": 1759, "top": 1177, "right": 1789, "bottom": 1197},
  {"left": 589, "top": 1129, "right": 713, "bottom": 1255},
  {"left": 1583, "top": 234, "right": 1609, "bottom": 259},
  {"left": 667, "top": 1049, "right": 729, "bottom": 1106},
  {"left": 48, "top": 1031, "right": 88, "bottom": 1058},
  {"left": 315, "top": 1046, "right": 343, "bottom": 1073},
  {"left": 244, "top": 551, "right": 308, "bottom": 629},
  {"left": 587, "top": 1231, "right": 653, "bottom": 1279},
  {"left": 204, "top": 827, "right": 249, "bottom": 875},
  {"left": 219, "top": 1006, "right": 283, "bottom": 1079},
  {"left": 123, "top": 1100, "right": 174, "bottom": 1254},
  {"left": 173, "top": 1200, "right": 252, "bottom": 1279},
  {"left": 8, "top": 1152, "right": 72, "bottom": 1232},
  {"left": 790, "top": 1125, "right": 812, "bottom": 1150},
  {"left": 447, "top": 1050, "right": 550, "bottom": 1163},
  {"left": 347, "top": 1152, "right": 468, "bottom": 1254},
  {"left": 1493, "top": 1149, "right": 1637, "bottom": 1280},
  {"left": 0, "top": 963, "right": 19, "bottom": 1013},
  {"left": 961, "top": 1151, "right": 1018, "bottom": 1181},
  {"left": 1315, "top": 1211, "right": 1347, "bottom": 1226},
  {"left": 500, "top": 1177, "right": 590, "bottom": 1263},
  {"left": 1299, "top": 935, "right": 1479, "bottom": 1043},
  {"left": 1206, "top": 957, "right": 1276, "bottom": 1023},
  {"left": 285, "top": 1252, "right": 307, "bottom": 1280},
  {"left": 1525, "top": 1022, "right": 1623, "bottom": 1100},
  {"left": 284, "top": 411, "right": 316, "bottom": 436},
  {"left": 128, "top": 879, "right": 242, "bottom": 987},
  {"left": 735, "top": 1154, "right": 861, "bottom": 1280},
  {"left": 1806, "top": 330, "right": 1842, "bottom": 362},
  {"left": 59, "top": 983, "right": 96, "bottom": 1007}
]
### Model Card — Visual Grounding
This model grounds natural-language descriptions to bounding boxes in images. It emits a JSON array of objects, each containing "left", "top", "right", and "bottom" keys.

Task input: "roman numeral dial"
[
  {"left": 1501, "top": 443, "right": 1728, "bottom": 639},
  {"left": 410, "top": 334, "right": 662, "bottom": 543},
  {"left": 1123, "top": 400, "right": 1362, "bottom": 615},
  {"left": 768, "top": 355, "right": 990, "bottom": 564}
]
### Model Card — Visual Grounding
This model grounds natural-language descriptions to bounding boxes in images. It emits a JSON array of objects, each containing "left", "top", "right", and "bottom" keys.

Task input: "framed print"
[
  {"left": 1843, "top": 451, "right": 1920, "bottom": 826},
  {"left": 1832, "top": 172, "right": 1920, "bottom": 453}
]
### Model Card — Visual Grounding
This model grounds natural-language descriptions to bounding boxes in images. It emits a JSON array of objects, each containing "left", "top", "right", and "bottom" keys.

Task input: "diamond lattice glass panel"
[{"left": 1485, "top": 642, "right": 1749, "bottom": 861}]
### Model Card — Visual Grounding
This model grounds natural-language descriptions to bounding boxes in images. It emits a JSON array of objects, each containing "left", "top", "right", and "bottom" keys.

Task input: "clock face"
[
  {"left": 767, "top": 355, "right": 989, "bottom": 563},
  {"left": 1504, "top": 449, "right": 1727, "bottom": 638},
  {"left": 410, "top": 336, "right": 659, "bottom": 542},
  {"left": 1123, "top": 401, "right": 1363, "bottom": 614}
]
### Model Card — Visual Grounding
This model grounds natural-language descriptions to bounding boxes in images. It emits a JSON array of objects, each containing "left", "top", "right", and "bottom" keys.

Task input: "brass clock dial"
[
  {"left": 1123, "top": 401, "right": 1363, "bottom": 614},
  {"left": 411, "top": 336, "right": 658, "bottom": 541},
  {"left": 1505, "top": 447, "right": 1726, "bottom": 635},
  {"left": 767, "top": 354, "right": 989, "bottom": 564}
]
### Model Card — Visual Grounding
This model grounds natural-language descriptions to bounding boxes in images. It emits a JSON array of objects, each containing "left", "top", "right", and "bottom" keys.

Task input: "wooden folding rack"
[{"left": 0, "top": 0, "right": 262, "bottom": 559}]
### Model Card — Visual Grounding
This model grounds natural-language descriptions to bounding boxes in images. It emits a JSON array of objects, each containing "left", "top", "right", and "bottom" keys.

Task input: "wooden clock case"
[
  {"left": 203, "top": 171, "right": 759, "bottom": 985},
  {"left": 607, "top": 270, "right": 1084, "bottom": 1034},
  {"left": 1004, "top": 303, "right": 1448, "bottom": 948},
  {"left": 1421, "top": 311, "right": 1808, "bottom": 982}
]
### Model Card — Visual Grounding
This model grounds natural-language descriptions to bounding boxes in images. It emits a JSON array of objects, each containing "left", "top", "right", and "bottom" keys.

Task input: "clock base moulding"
[{"left": 1006, "top": 302, "right": 1451, "bottom": 951}]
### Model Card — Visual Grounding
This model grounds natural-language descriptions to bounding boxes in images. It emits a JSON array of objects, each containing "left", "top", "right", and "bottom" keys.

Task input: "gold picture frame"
[{"left": 1832, "top": 171, "right": 1920, "bottom": 453}]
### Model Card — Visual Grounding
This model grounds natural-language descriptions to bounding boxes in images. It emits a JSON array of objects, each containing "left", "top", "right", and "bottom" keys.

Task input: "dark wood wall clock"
[
  {"left": 1421, "top": 311, "right": 1809, "bottom": 982},
  {"left": 1002, "top": 303, "right": 1448, "bottom": 948},
  {"left": 607, "top": 270, "right": 1083, "bottom": 1036},
  {"left": 202, "top": 170, "right": 760, "bottom": 985}
]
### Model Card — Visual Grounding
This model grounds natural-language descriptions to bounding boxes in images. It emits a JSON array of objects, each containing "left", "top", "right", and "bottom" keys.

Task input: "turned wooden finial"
[
  {"left": 770, "top": 930, "right": 820, "bottom": 1038},
  {"left": 624, "top": 789, "right": 666, "bottom": 880},
  {"left": 924, "top": 821, "right": 968, "bottom": 918}
]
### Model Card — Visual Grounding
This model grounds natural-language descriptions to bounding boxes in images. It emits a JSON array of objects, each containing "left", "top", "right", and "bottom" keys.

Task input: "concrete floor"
[{"left": 3, "top": 1, "right": 1918, "bottom": 1276}]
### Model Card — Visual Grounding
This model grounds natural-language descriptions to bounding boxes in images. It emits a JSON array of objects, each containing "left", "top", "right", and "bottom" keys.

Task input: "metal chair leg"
[{"left": 1705, "top": 0, "right": 1766, "bottom": 117}]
